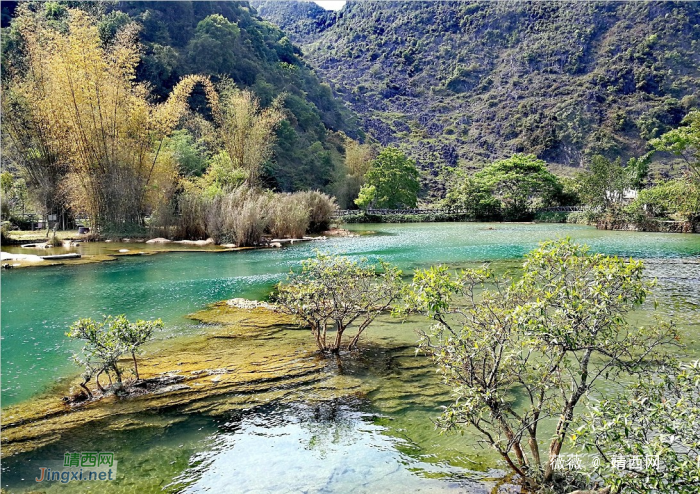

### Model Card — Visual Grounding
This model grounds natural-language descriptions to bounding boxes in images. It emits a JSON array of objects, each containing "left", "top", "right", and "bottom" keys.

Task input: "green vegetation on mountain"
[
  {"left": 3, "top": 1, "right": 699, "bottom": 232},
  {"left": 1, "top": 2, "right": 348, "bottom": 235},
  {"left": 255, "top": 1, "right": 700, "bottom": 198},
  {"left": 112, "top": 0, "right": 364, "bottom": 193}
]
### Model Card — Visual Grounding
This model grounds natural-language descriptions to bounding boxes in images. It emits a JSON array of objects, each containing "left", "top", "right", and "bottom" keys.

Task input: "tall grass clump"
[
  {"left": 269, "top": 193, "right": 309, "bottom": 239},
  {"left": 220, "top": 187, "right": 271, "bottom": 246},
  {"left": 151, "top": 186, "right": 338, "bottom": 246},
  {"left": 297, "top": 191, "right": 337, "bottom": 232},
  {"left": 177, "top": 192, "right": 208, "bottom": 240}
]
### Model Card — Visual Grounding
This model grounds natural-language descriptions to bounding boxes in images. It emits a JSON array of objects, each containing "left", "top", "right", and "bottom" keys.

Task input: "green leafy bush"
[
  {"left": 576, "top": 361, "right": 700, "bottom": 493},
  {"left": 445, "top": 154, "right": 562, "bottom": 221},
  {"left": 625, "top": 178, "right": 700, "bottom": 222},
  {"left": 407, "top": 239, "right": 679, "bottom": 490},
  {"left": 275, "top": 253, "right": 403, "bottom": 353},
  {"left": 356, "top": 148, "right": 420, "bottom": 209},
  {"left": 567, "top": 210, "right": 599, "bottom": 225},
  {"left": 67, "top": 315, "right": 163, "bottom": 397}
]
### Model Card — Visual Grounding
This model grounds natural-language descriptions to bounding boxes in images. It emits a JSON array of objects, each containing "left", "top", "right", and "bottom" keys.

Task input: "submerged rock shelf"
[{"left": 0, "top": 306, "right": 332, "bottom": 459}]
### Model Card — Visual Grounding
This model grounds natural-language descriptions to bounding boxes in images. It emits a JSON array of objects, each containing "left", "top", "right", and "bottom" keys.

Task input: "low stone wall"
[{"left": 597, "top": 219, "right": 697, "bottom": 233}]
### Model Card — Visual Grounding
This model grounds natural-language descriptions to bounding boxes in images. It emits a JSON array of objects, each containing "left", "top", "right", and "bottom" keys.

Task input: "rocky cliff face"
[{"left": 254, "top": 1, "right": 700, "bottom": 196}]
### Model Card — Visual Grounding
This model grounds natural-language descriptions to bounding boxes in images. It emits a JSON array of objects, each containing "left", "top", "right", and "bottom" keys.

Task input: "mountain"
[
  {"left": 118, "top": 0, "right": 367, "bottom": 193},
  {"left": 254, "top": 1, "right": 700, "bottom": 197}
]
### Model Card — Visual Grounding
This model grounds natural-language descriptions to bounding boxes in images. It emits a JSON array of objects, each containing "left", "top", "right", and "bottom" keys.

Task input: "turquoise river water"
[{"left": 1, "top": 222, "right": 699, "bottom": 493}]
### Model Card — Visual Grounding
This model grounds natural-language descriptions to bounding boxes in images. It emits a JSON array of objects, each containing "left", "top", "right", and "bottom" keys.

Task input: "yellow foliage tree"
[
  {"left": 211, "top": 84, "right": 284, "bottom": 188},
  {"left": 6, "top": 7, "right": 214, "bottom": 230},
  {"left": 344, "top": 139, "right": 375, "bottom": 179},
  {"left": 333, "top": 137, "right": 375, "bottom": 207}
]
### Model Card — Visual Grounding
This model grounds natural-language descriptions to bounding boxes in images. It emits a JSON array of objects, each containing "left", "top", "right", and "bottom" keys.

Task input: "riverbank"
[
  {"left": 341, "top": 212, "right": 475, "bottom": 223},
  {"left": 596, "top": 217, "right": 700, "bottom": 233},
  {"left": 0, "top": 245, "right": 241, "bottom": 269},
  {"left": 0, "top": 230, "right": 357, "bottom": 269}
]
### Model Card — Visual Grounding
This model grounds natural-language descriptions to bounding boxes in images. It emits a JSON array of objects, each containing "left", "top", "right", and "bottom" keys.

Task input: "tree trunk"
[
  {"left": 498, "top": 450, "right": 533, "bottom": 489},
  {"left": 495, "top": 412, "right": 527, "bottom": 467},
  {"left": 347, "top": 318, "right": 373, "bottom": 350},
  {"left": 112, "top": 364, "right": 123, "bottom": 387},
  {"left": 544, "top": 401, "right": 577, "bottom": 481},
  {"left": 529, "top": 435, "right": 542, "bottom": 473},
  {"left": 79, "top": 381, "right": 93, "bottom": 399},
  {"left": 95, "top": 369, "right": 105, "bottom": 392},
  {"left": 332, "top": 322, "right": 344, "bottom": 352},
  {"left": 347, "top": 332, "right": 361, "bottom": 350},
  {"left": 132, "top": 351, "right": 140, "bottom": 380}
]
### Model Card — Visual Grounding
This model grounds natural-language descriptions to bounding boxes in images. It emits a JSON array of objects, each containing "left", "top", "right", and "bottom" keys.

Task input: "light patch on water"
[{"left": 169, "top": 402, "right": 496, "bottom": 494}]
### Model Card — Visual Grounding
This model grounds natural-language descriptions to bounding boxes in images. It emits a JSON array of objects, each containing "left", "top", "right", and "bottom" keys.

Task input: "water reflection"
[
  {"left": 169, "top": 400, "right": 496, "bottom": 493},
  {"left": 0, "top": 399, "right": 500, "bottom": 493}
]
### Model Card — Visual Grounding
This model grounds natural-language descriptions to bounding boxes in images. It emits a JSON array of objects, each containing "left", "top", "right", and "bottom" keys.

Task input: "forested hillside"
[
  {"left": 254, "top": 1, "right": 700, "bottom": 196},
  {"left": 2, "top": 0, "right": 361, "bottom": 193}
]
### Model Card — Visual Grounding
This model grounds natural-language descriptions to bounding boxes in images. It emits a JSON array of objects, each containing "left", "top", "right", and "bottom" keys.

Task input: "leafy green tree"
[
  {"left": 186, "top": 14, "right": 240, "bottom": 75},
  {"left": 626, "top": 154, "right": 651, "bottom": 190},
  {"left": 651, "top": 110, "right": 700, "bottom": 182},
  {"left": 475, "top": 154, "right": 562, "bottom": 220},
  {"left": 201, "top": 151, "right": 248, "bottom": 193},
  {"left": 353, "top": 185, "right": 376, "bottom": 210},
  {"left": 625, "top": 178, "right": 700, "bottom": 222},
  {"left": 163, "top": 130, "right": 208, "bottom": 177},
  {"left": 446, "top": 154, "right": 562, "bottom": 220},
  {"left": 112, "top": 317, "right": 163, "bottom": 381},
  {"left": 355, "top": 147, "right": 419, "bottom": 209},
  {"left": 407, "top": 239, "right": 678, "bottom": 489},
  {"left": 577, "top": 361, "right": 700, "bottom": 493},
  {"left": 443, "top": 169, "right": 501, "bottom": 218},
  {"left": 577, "top": 155, "right": 629, "bottom": 210},
  {"left": 275, "top": 253, "right": 404, "bottom": 354},
  {"left": 97, "top": 10, "right": 131, "bottom": 43},
  {"left": 558, "top": 176, "right": 582, "bottom": 206},
  {"left": 163, "top": 130, "right": 206, "bottom": 177},
  {"left": 0, "top": 172, "right": 12, "bottom": 198},
  {"left": 68, "top": 317, "right": 128, "bottom": 395},
  {"left": 138, "top": 43, "right": 180, "bottom": 100}
]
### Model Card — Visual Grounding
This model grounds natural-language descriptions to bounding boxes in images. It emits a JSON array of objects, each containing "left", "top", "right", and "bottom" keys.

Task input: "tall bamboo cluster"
[
  {"left": 213, "top": 83, "right": 283, "bottom": 187},
  {"left": 2, "top": 7, "right": 212, "bottom": 230}
]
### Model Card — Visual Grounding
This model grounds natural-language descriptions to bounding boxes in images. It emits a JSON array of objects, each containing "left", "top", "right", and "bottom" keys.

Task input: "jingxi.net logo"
[{"left": 35, "top": 451, "right": 117, "bottom": 484}]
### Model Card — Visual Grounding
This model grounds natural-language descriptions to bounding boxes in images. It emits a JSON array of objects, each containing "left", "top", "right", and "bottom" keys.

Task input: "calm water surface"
[{"left": 2, "top": 223, "right": 699, "bottom": 492}]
